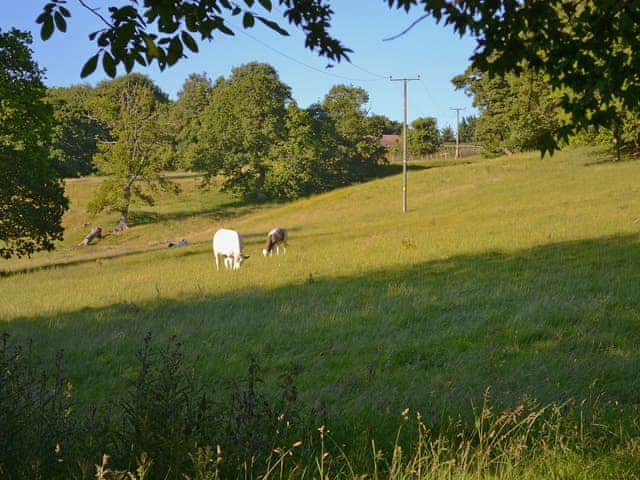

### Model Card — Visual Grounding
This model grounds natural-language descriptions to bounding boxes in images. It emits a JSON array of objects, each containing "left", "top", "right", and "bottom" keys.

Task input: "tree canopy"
[
  {"left": 194, "top": 62, "right": 291, "bottom": 200},
  {"left": 87, "top": 74, "right": 175, "bottom": 231},
  {"left": 35, "top": 1, "right": 640, "bottom": 150},
  {"left": 0, "top": 28, "right": 67, "bottom": 259},
  {"left": 47, "top": 84, "right": 104, "bottom": 177},
  {"left": 453, "top": 68, "right": 560, "bottom": 157}
]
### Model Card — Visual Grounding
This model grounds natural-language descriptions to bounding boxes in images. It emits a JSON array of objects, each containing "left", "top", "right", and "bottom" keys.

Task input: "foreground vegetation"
[{"left": 2, "top": 146, "right": 640, "bottom": 477}]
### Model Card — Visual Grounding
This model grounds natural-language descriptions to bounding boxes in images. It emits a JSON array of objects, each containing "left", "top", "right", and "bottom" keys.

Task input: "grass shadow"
[
  {"left": 372, "top": 160, "right": 472, "bottom": 179},
  {"left": 128, "top": 198, "right": 257, "bottom": 227},
  {"left": 4, "top": 234, "right": 640, "bottom": 441}
]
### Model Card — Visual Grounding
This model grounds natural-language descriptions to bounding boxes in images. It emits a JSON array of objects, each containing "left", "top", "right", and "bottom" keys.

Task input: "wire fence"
[{"left": 387, "top": 143, "right": 482, "bottom": 163}]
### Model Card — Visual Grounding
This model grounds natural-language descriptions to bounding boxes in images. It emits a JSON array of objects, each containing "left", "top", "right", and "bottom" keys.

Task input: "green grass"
[{"left": 2, "top": 146, "right": 640, "bottom": 472}]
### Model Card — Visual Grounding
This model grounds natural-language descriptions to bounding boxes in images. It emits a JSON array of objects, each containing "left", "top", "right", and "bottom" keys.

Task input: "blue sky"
[{"left": 4, "top": 1, "right": 478, "bottom": 129}]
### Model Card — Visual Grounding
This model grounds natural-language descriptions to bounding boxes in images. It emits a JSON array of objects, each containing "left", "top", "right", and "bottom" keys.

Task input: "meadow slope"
[{"left": 2, "top": 147, "right": 640, "bottom": 442}]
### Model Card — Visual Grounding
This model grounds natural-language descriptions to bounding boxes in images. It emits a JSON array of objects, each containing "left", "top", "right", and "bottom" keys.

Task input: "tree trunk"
[
  {"left": 255, "top": 168, "right": 268, "bottom": 202},
  {"left": 113, "top": 185, "right": 131, "bottom": 232},
  {"left": 613, "top": 122, "right": 621, "bottom": 162},
  {"left": 78, "top": 226, "right": 102, "bottom": 246}
]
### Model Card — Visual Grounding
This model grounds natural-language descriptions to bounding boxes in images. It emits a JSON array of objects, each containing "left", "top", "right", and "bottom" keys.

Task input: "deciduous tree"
[
  {"left": 48, "top": 84, "right": 104, "bottom": 177},
  {"left": 321, "top": 85, "right": 386, "bottom": 183},
  {"left": 0, "top": 28, "right": 67, "bottom": 259},
  {"left": 88, "top": 74, "right": 175, "bottom": 231},
  {"left": 458, "top": 115, "right": 477, "bottom": 144},
  {"left": 441, "top": 126, "right": 456, "bottom": 144},
  {"left": 168, "top": 73, "right": 213, "bottom": 170},
  {"left": 453, "top": 68, "right": 559, "bottom": 157},
  {"left": 195, "top": 62, "right": 290, "bottom": 200},
  {"left": 266, "top": 103, "right": 329, "bottom": 200}
]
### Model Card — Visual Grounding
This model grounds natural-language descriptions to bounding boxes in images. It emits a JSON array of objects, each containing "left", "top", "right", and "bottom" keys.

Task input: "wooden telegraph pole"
[
  {"left": 450, "top": 107, "right": 465, "bottom": 159},
  {"left": 391, "top": 76, "right": 420, "bottom": 213}
]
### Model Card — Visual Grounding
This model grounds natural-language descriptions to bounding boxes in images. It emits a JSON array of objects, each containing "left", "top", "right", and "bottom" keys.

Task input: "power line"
[
  {"left": 418, "top": 78, "right": 445, "bottom": 115},
  {"left": 238, "top": 28, "right": 387, "bottom": 83},
  {"left": 348, "top": 62, "right": 390, "bottom": 80}
]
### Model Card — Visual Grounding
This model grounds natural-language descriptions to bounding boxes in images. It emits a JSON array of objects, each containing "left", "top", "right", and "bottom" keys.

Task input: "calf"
[
  {"left": 212, "top": 228, "right": 249, "bottom": 270},
  {"left": 262, "top": 228, "right": 288, "bottom": 256}
]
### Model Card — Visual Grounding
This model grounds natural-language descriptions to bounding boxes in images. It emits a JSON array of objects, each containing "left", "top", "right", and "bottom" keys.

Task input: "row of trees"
[
  {"left": 34, "top": 1, "right": 640, "bottom": 160},
  {"left": 387, "top": 116, "right": 477, "bottom": 159},
  {"left": 50, "top": 63, "right": 388, "bottom": 230},
  {"left": 452, "top": 64, "right": 640, "bottom": 160},
  {"left": 452, "top": 68, "right": 559, "bottom": 157},
  {"left": 1, "top": 27, "right": 395, "bottom": 257}
]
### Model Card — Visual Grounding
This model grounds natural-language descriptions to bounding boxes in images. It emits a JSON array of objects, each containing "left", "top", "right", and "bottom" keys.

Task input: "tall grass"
[{"left": 2, "top": 333, "right": 638, "bottom": 479}]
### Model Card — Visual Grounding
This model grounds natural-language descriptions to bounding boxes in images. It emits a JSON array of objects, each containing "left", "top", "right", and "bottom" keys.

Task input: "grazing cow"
[
  {"left": 212, "top": 228, "right": 249, "bottom": 270},
  {"left": 262, "top": 228, "right": 288, "bottom": 256}
]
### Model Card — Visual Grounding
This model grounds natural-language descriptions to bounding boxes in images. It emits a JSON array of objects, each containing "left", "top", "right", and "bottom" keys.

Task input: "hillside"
[{"left": 2, "top": 146, "right": 640, "bottom": 442}]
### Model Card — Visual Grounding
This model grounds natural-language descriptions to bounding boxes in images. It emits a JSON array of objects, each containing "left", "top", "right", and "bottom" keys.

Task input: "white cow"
[
  {"left": 212, "top": 228, "right": 249, "bottom": 270},
  {"left": 262, "top": 228, "right": 288, "bottom": 256}
]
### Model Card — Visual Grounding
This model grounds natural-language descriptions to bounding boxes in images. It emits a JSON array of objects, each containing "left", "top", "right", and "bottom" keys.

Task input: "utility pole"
[
  {"left": 450, "top": 107, "right": 465, "bottom": 159},
  {"left": 391, "top": 75, "right": 420, "bottom": 213}
]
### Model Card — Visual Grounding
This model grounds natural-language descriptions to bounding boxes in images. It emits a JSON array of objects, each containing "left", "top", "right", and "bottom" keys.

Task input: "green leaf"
[
  {"left": 258, "top": 0, "right": 272, "bottom": 10},
  {"left": 102, "top": 52, "right": 117, "bottom": 77},
  {"left": 143, "top": 35, "right": 163, "bottom": 59},
  {"left": 123, "top": 55, "right": 134, "bottom": 72},
  {"left": 181, "top": 31, "right": 198, "bottom": 53},
  {"left": 59, "top": 6, "right": 71, "bottom": 17},
  {"left": 134, "top": 52, "right": 147, "bottom": 66},
  {"left": 256, "top": 16, "right": 289, "bottom": 36},
  {"left": 243, "top": 12, "right": 255, "bottom": 28},
  {"left": 41, "top": 15, "right": 55, "bottom": 40},
  {"left": 218, "top": 23, "right": 235, "bottom": 36},
  {"left": 80, "top": 53, "right": 99, "bottom": 78},
  {"left": 167, "top": 36, "right": 183, "bottom": 65},
  {"left": 54, "top": 11, "right": 67, "bottom": 32}
]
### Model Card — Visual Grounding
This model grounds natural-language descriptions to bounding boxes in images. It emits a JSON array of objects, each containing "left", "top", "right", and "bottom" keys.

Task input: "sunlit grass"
[{"left": 2, "top": 146, "right": 640, "bottom": 469}]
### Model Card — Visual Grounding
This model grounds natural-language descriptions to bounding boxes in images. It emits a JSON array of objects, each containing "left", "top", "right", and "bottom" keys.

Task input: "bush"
[{"left": 0, "top": 333, "right": 316, "bottom": 479}]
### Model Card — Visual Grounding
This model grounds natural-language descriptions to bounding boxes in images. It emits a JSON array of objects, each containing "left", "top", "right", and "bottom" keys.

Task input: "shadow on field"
[
  {"left": 128, "top": 198, "right": 257, "bottom": 226},
  {"left": 374, "top": 160, "right": 472, "bottom": 178},
  {"left": 585, "top": 155, "right": 640, "bottom": 166},
  {"left": 4, "top": 234, "right": 640, "bottom": 440},
  {"left": 0, "top": 244, "right": 174, "bottom": 278}
]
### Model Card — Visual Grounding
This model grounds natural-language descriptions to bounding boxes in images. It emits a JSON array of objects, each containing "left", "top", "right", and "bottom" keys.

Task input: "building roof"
[{"left": 380, "top": 134, "right": 401, "bottom": 148}]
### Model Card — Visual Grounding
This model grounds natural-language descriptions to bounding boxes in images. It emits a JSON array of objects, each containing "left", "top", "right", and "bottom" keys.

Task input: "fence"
[{"left": 387, "top": 143, "right": 482, "bottom": 163}]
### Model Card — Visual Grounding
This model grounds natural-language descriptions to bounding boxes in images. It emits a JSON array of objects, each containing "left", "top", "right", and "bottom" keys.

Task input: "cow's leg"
[{"left": 215, "top": 252, "right": 220, "bottom": 271}]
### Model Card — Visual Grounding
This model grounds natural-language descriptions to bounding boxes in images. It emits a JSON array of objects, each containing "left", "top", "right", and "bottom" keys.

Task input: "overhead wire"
[
  {"left": 418, "top": 77, "right": 454, "bottom": 123},
  {"left": 237, "top": 27, "right": 389, "bottom": 83}
]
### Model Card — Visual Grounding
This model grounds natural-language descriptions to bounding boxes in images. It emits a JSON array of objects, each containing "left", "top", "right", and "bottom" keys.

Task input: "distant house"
[{"left": 380, "top": 134, "right": 401, "bottom": 148}]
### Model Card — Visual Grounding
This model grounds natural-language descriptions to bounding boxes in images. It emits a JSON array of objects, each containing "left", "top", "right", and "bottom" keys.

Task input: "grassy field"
[{"left": 2, "top": 147, "right": 640, "bottom": 475}]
